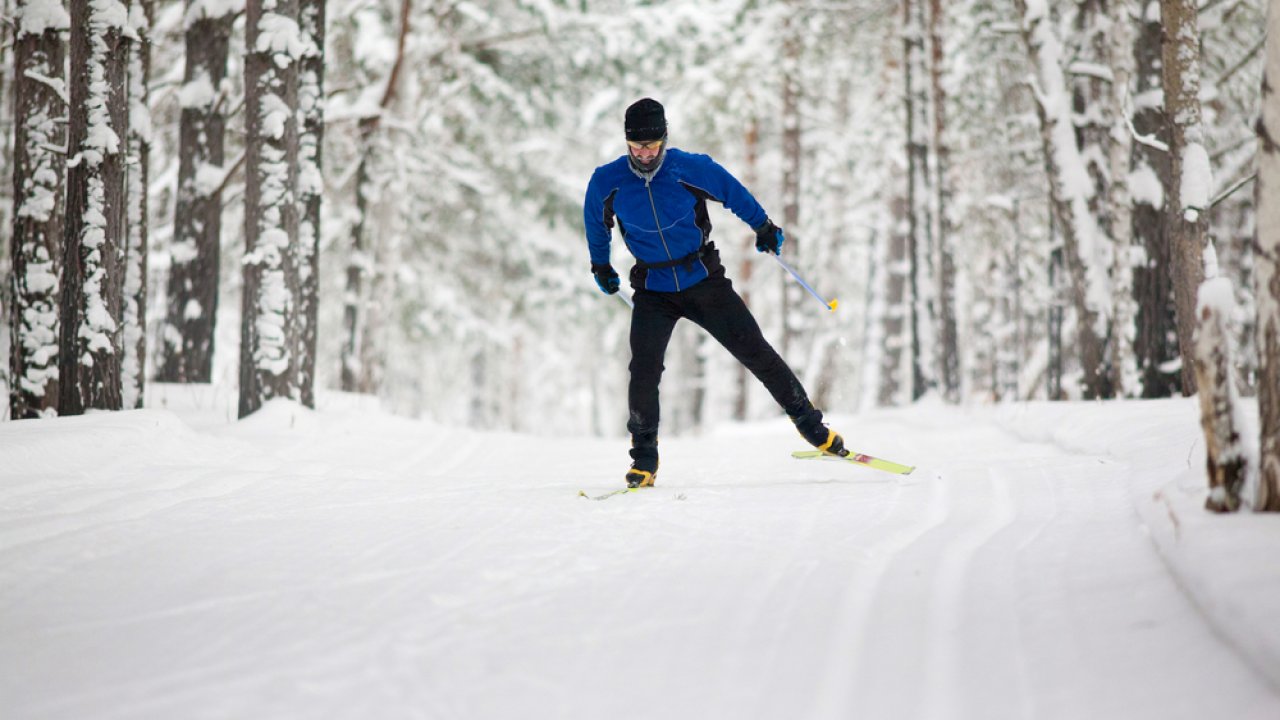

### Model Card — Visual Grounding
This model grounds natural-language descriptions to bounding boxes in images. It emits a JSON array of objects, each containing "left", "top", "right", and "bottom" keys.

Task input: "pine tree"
[
  {"left": 9, "top": 0, "right": 68, "bottom": 419},
  {"left": 59, "top": 0, "right": 131, "bottom": 415},
  {"left": 121, "top": 0, "right": 152, "bottom": 409},
  {"left": 158, "top": 0, "right": 235, "bottom": 384},
  {"left": 296, "top": 0, "right": 325, "bottom": 408},
  {"left": 239, "top": 0, "right": 302, "bottom": 418}
]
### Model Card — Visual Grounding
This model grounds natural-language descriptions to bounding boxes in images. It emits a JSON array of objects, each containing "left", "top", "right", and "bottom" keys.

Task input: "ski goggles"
[{"left": 626, "top": 138, "right": 665, "bottom": 151}]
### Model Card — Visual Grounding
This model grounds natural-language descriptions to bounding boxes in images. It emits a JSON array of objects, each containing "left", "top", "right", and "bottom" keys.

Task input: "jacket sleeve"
[
  {"left": 694, "top": 154, "right": 769, "bottom": 230},
  {"left": 582, "top": 169, "right": 614, "bottom": 266}
]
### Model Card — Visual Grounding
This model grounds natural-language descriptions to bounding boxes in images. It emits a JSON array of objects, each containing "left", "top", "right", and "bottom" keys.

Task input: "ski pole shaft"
[
  {"left": 616, "top": 291, "right": 634, "bottom": 309},
  {"left": 772, "top": 254, "right": 837, "bottom": 312}
]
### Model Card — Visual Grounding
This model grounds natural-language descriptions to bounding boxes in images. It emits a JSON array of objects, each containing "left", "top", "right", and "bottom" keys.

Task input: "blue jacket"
[{"left": 583, "top": 148, "right": 769, "bottom": 292}]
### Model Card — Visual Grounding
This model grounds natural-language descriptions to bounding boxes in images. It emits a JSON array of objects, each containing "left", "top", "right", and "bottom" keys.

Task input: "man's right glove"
[
  {"left": 591, "top": 263, "right": 620, "bottom": 295},
  {"left": 754, "top": 220, "right": 785, "bottom": 255}
]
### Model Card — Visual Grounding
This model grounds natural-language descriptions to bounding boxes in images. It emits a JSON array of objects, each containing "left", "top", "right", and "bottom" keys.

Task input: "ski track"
[{"left": 3, "top": 410, "right": 1280, "bottom": 719}]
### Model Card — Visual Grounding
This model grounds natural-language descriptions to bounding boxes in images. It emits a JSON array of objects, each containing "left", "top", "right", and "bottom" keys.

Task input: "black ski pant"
[{"left": 626, "top": 273, "right": 814, "bottom": 460}]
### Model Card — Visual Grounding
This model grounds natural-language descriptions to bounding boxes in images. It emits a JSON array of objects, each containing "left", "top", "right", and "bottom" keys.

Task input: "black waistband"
[{"left": 634, "top": 242, "right": 713, "bottom": 271}]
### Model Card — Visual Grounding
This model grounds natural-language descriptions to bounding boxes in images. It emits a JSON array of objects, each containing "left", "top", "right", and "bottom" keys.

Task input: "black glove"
[
  {"left": 591, "top": 263, "right": 620, "bottom": 295},
  {"left": 754, "top": 219, "right": 785, "bottom": 255}
]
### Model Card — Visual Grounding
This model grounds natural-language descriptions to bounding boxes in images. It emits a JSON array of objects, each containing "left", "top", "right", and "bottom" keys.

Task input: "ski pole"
[
  {"left": 772, "top": 254, "right": 838, "bottom": 312},
  {"left": 616, "top": 291, "right": 634, "bottom": 310}
]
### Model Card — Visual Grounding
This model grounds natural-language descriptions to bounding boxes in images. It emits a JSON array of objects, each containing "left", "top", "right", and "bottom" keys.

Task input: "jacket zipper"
[{"left": 645, "top": 176, "right": 680, "bottom": 291}]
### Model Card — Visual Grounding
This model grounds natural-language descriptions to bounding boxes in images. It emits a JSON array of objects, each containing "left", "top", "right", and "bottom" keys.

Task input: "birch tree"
[
  {"left": 157, "top": 0, "right": 236, "bottom": 384},
  {"left": 239, "top": 0, "right": 302, "bottom": 418},
  {"left": 1254, "top": 0, "right": 1280, "bottom": 511},
  {"left": 59, "top": 0, "right": 131, "bottom": 414},
  {"left": 1015, "top": 0, "right": 1109, "bottom": 399},
  {"left": 121, "top": 0, "right": 152, "bottom": 409},
  {"left": 9, "top": 0, "right": 68, "bottom": 419},
  {"left": 1160, "top": 0, "right": 1211, "bottom": 396}
]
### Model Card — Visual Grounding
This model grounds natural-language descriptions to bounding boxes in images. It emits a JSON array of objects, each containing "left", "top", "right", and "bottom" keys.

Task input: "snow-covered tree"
[
  {"left": 157, "top": 0, "right": 237, "bottom": 384},
  {"left": 122, "top": 0, "right": 152, "bottom": 409},
  {"left": 296, "top": 0, "right": 324, "bottom": 408},
  {"left": 59, "top": 0, "right": 131, "bottom": 414},
  {"left": 239, "top": 0, "right": 302, "bottom": 418},
  {"left": 1255, "top": 0, "right": 1280, "bottom": 511},
  {"left": 9, "top": 0, "right": 68, "bottom": 419},
  {"left": 1160, "top": 0, "right": 1211, "bottom": 396}
]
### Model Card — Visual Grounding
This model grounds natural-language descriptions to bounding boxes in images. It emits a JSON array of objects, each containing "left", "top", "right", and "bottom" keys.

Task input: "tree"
[
  {"left": 122, "top": 0, "right": 152, "bottom": 409},
  {"left": 1254, "top": 0, "right": 1280, "bottom": 511},
  {"left": 59, "top": 0, "right": 131, "bottom": 415},
  {"left": 1015, "top": 0, "right": 1109, "bottom": 399},
  {"left": 1160, "top": 0, "right": 1211, "bottom": 396},
  {"left": 905, "top": 0, "right": 935, "bottom": 400},
  {"left": 1130, "top": 7, "right": 1180, "bottom": 398},
  {"left": 296, "top": 0, "right": 325, "bottom": 408},
  {"left": 239, "top": 0, "right": 302, "bottom": 418},
  {"left": 9, "top": 0, "right": 68, "bottom": 419},
  {"left": 929, "top": 0, "right": 959, "bottom": 403},
  {"left": 157, "top": 0, "right": 236, "bottom": 384}
]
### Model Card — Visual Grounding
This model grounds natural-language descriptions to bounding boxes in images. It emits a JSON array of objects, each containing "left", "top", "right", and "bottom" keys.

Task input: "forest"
[{"left": 3, "top": 0, "right": 1279, "bottom": 509}]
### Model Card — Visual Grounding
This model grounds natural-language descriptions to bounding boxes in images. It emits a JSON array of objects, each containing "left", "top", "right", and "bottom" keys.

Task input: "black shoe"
[
  {"left": 625, "top": 455, "right": 658, "bottom": 488},
  {"left": 795, "top": 414, "right": 846, "bottom": 455}
]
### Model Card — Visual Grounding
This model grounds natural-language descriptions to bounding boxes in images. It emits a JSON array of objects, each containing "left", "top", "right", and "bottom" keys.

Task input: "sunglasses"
[{"left": 627, "top": 139, "right": 665, "bottom": 151}]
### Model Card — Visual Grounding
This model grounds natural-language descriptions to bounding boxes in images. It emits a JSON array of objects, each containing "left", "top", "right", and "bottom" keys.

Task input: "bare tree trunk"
[
  {"left": 1254, "top": 0, "right": 1280, "bottom": 511},
  {"left": 239, "top": 0, "right": 301, "bottom": 418},
  {"left": 59, "top": 0, "right": 130, "bottom": 415},
  {"left": 9, "top": 1, "right": 68, "bottom": 419},
  {"left": 158, "top": 2, "right": 233, "bottom": 383},
  {"left": 1160, "top": 0, "right": 1211, "bottom": 396},
  {"left": 1015, "top": 0, "right": 1108, "bottom": 399},
  {"left": 297, "top": 0, "right": 325, "bottom": 408},
  {"left": 122, "top": 0, "right": 152, "bottom": 409},
  {"left": 1131, "top": 10, "right": 1180, "bottom": 398},
  {"left": 1194, "top": 279, "right": 1248, "bottom": 512},
  {"left": 928, "top": 0, "right": 958, "bottom": 403}
]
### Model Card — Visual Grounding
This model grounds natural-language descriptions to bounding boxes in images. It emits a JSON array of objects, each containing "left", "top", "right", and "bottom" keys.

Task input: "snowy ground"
[{"left": 2, "top": 386, "right": 1279, "bottom": 719}]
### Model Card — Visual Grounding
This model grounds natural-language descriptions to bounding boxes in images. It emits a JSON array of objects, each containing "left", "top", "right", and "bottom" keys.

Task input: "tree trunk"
[
  {"left": 59, "top": 0, "right": 130, "bottom": 415},
  {"left": 9, "top": 0, "right": 68, "bottom": 419},
  {"left": 879, "top": 192, "right": 910, "bottom": 406},
  {"left": 1194, "top": 278, "right": 1248, "bottom": 512},
  {"left": 1015, "top": 0, "right": 1108, "bottom": 399},
  {"left": 1106, "top": 0, "right": 1138, "bottom": 397},
  {"left": 905, "top": 0, "right": 934, "bottom": 400},
  {"left": 1160, "top": 0, "right": 1211, "bottom": 396},
  {"left": 239, "top": 0, "right": 301, "bottom": 418},
  {"left": 341, "top": 123, "right": 376, "bottom": 394},
  {"left": 1131, "top": 9, "right": 1180, "bottom": 398},
  {"left": 928, "top": 0, "right": 958, "bottom": 403},
  {"left": 122, "top": 0, "right": 152, "bottom": 409},
  {"left": 158, "top": 3, "right": 233, "bottom": 383},
  {"left": 1254, "top": 0, "right": 1280, "bottom": 511},
  {"left": 297, "top": 0, "right": 325, "bottom": 408}
]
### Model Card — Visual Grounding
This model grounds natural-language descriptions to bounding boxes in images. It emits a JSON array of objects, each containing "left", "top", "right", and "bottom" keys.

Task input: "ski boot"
[
  {"left": 627, "top": 432, "right": 659, "bottom": 488},
  {"left": 793, "top": 408, "right": 847, "bottom": 456}
]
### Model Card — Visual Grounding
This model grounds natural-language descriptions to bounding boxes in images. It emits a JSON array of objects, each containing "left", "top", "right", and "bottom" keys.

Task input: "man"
[{"left": 583, "top": 97, "right": 846, "bottom": 488}]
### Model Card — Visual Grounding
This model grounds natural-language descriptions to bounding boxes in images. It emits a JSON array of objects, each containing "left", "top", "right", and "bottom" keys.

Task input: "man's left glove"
[
  {"left": 591, "top": 263, "right": 620, "bottom": 295},
  {"left": 754, "top": 220, "right": 785, "bottom": 255}
]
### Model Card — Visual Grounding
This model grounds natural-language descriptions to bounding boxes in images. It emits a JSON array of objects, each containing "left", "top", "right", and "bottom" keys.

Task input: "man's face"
[{"left": 628, "top": 138, "right": 664, "bottom": 168}]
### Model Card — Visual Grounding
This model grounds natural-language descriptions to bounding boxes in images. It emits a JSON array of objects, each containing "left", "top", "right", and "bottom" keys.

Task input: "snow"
[
  {"left": 16, "top": 0, "right": 70, "bottom": 36},
  {"left": 1181, "top": 142, "right": 1213, "bottom": 222},
  {"left": 2, "top": 390, "right": 1278, "bottom": 718}
]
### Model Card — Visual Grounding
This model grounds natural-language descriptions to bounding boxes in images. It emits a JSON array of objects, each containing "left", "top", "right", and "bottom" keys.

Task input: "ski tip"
[{"left": 827, "top": 298, "right": 838, "bottom": 312}]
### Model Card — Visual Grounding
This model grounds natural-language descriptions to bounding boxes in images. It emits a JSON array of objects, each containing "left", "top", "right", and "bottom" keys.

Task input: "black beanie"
[{"left": 625, "top": 98, "right": 666, "bottom": 142}]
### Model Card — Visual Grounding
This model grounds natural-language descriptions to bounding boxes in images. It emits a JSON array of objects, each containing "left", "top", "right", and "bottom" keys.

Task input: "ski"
[
  {"left": 578, "top": 487, "right": 641, "bottom": 501},
  {"left": 792, "top": 449, "right": 915, "bottom": 475}
]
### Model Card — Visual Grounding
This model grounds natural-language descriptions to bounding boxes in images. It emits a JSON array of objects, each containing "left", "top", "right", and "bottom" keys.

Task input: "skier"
[{"left": 583, "top": 97, "right": 846, "bottom": 488}]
